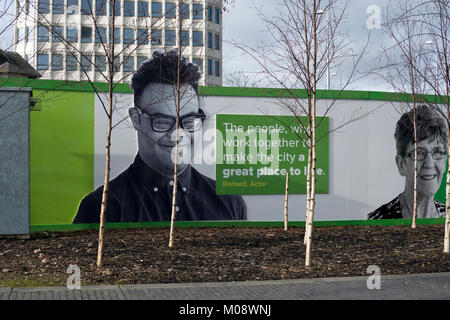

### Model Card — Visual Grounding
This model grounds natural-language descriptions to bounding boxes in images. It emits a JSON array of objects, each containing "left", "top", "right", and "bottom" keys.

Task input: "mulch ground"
[{"left": 0, "top": 225, "right": 449, "bottom": 287}]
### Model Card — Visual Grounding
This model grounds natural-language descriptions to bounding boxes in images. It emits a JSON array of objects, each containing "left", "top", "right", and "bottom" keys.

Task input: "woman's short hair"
[
  {"left": 130, "top": 49, "right": 201, "bottom": 107},
  {"left": 395, "top": 105, "right": 448, "bottom": 157}
]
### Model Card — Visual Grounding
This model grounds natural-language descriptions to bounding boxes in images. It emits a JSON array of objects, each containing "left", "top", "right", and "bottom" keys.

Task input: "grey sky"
[
  {"left": 222, "top": 0, "right": 394, "bottom": 90},
  {"left": 0, "top": 0, "right": 413, "bottom": 92}
]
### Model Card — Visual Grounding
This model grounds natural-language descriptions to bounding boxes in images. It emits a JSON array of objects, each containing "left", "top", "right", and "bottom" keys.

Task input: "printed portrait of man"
[
  {"left": 73, "top": 50, "right": 247, "bottom": 223},
  {"left": 368, "top": 105, "right": 448, "bottom": 220}
]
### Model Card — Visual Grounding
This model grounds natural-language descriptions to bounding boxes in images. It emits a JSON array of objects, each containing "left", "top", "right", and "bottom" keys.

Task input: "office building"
[{"left": 14, "top": 0, "right": 223, "bottom": 85}]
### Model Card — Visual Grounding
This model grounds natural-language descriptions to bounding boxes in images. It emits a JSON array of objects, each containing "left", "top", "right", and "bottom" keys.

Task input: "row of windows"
[
  {"left": 36, "top": 0, "right": 220, "bottom": 23},
  {"left": 37, "top": 25, "right": 208, "bottom": 47},
  {"left": 36, "top": 53, "right": 220, "bottom": 76},
  {"left": 37, "top": 53, "right": 148, "bottom": 71}
]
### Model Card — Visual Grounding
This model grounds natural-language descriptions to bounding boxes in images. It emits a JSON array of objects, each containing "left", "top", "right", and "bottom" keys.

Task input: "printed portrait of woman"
[{"left": 368, "top": 105, "right": 448, "bottom": 220}]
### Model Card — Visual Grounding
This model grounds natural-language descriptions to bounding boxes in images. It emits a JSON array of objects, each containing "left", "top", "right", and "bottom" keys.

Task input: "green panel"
[
  {"left": 0, "top": 77, "right": 132, "bottom": 94},
  {"left": 30, "top": 90, "right": 94, "bottom": 225},
  {"left": 434, "top": 159, "right": 448, "bottom": 203},
  {"left": 216, "top": 114, "right": 328, "bottom": 195},
  {"left": 199, "top": 86, "right": 446, "bottom": 103},
  {"left": 29, "top": 217, "right": 445, "bottom": 233},
  {"left": 1, "top": 77, "right": 445, "bottom": 103}
]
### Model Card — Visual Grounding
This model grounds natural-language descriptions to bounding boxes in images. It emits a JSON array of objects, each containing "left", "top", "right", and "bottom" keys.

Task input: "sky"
[
  {"left": 221, "top": 0, "right": 394, "bottom": 91},
  {"left": 0, "top": 0, "right": 401, "bottom": 91}
]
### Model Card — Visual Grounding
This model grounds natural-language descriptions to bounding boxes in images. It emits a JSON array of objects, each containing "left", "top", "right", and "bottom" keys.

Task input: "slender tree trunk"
[
  {"left": 305, "top": 93, "right": 317, "bottom": 267},
  {"left": 97, "top": 94, "right": 113, "bottom": 267},
  {"left": 445, "top": 130, "right": 450, "bottom": 253},
  {"left": 304, "top": 134, "right": 312, "bottom": 244},
  {"left": 168, "top": 119, "right": 180, "bottom": 247},
  {"left": 168, "top": 0, "right": 183, "bottom": 247},
  {"left": 97, "top": 0, "right": 116, "bottom": 267},
  {"left": 305, "top": 0, "right": 318, "bottom": 267},
  {"left": 412, "top": 102, "right": 418, "bottom": 229},
  {"left": 444, "top": 90, "right": 450, "bottom": 253},
  {"left": 284, "top": 172, "right": 289, "bottom": 231}
]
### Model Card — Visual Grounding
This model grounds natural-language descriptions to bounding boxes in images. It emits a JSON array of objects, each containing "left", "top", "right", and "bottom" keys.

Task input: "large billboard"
[{"left": 5, "top": 83, "right": 444, "bottom": 226}]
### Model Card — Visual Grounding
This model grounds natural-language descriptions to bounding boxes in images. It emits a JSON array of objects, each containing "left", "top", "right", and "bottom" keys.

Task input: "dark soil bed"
[{"left": 0, "top": 225, "right": 449, "bottom": 287}]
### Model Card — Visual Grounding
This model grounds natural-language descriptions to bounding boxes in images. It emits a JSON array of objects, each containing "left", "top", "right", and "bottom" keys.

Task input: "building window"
[
  {"left": 215, "top": 60, "right": 220, "bottom": 77},
  {"left": 207, "top": 32, "right": 212, "bottom": 48},
  {"left": 207, "top": 6, "right": 212, "bottom": 21},
  {"left": 215, "top": 8, "right": 220, "bottom": 24},
  {"left": 152, "top": 2, "right": 162, "bottom": 18},
  {"left": 113, "top": 57, "right": 120, "bottom": 72},
  {"left": 67, "top": 27, "right": 78, "bottom": 43},
  {"left": 193, "top": 58, "right": 203, "bottom": 73},
  {"left": 165, "top": 29, "right": 175, "bottom": 46},
  {"left": 109, "top": 28, "right": 120, "bottom": 44},
  {"left": 193, "top": 31, "right": 203, "bottom": 47},
  {"left": 138, "top": 1, "right": 149, "bottom": 17},
  {"left": 193, "top": 4, "right": 203, "bottom": 19},
  {"left": 53, "top": 0, "right": 64, "bottom": 14},
  {"left": 181, "top": 3, "right": 189, "bottom": 19},
  {"left": 52, "top": 54, "right": 63, "bottom": 71},
  {"left": 151, "top": 29, "right": 162, "bottom": 45},
  {"left": 17, "top": 28, "right": 24, "bottom": 43},
  {"left": 81, "top": 0, "right": 92, "bottom": 15},
  {"left": 165, "top": 2, "right": 176, "bottom": 18},
  {"left": 137, "top": 29, "right": 149, "bottom": 45},
  {"left": 81, "top": 55, "right": 92, "bottom": 71},
  {"left": 207, "top": 59, "right": 212, "bottom": 75},
  {"left": 67, "top": 0, "right": 78, "bottom": 15},
  {"left": 38, "top": 0, "right": 50, "bottom": 14},
  {"left": 37, "top": 54, "right": 49, "bottom": 70},
  {"left": 95, "top": 55, "right": 106, "bottom": 71},
  {"left": 52, "top": 26, "right": 63, "bottom": 42},
  {"left": 181, "top": 30, "right": 189, "bottom": 46},
  {"left": 215, "top": 34, "right": 220, "bottom": 50},
  {"left": 37, "top": 25, "right": 49, "bottom": 42},
  {"left": 123, "top": 28, "right": 134, "bottom": 44},
  {"left": 95, "top": 27, "right": 106, "bottom": 43},
  {"left": 66, "top": 55, "right": 78, "bottom": 71},
  {"left": 137, "top": 56, "right": 148, "bottom": 68},
  {"left": 123, "top": 57, "right": 134, "bottom": 72},
  {"left": 96, "top": 0, "right": 106, "bottom": 15},
  {"left": 109, "top": 0, "right": 121, "bottom": 16},
  {"left": 81, "top": 27, "right": 92, "bottom": 43},
  {"left": 123, "top": 1, "right": 134, "bottom": 16}
]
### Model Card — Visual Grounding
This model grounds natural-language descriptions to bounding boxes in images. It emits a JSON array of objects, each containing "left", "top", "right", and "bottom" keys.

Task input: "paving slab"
[{"left": 1, "top": 272, "right": 449, "bottom": 300}]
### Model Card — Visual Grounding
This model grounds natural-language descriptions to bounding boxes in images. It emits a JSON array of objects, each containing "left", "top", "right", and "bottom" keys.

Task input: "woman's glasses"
[{"left": 406, "top": 147, "right": 447, "bottom": 161}]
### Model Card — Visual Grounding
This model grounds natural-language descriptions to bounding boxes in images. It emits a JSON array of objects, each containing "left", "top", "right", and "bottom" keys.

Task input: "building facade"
[{"left": 14, "top": 0, "right": 223, "bottom": 86}]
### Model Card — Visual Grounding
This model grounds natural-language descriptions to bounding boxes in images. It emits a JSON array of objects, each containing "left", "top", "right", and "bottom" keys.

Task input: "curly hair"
[
  {"left": 395, "top": 105, "right": 448, "bottom": 157},
  {"left": 130, "top": 49, "right": 201, "bottom": 107}
]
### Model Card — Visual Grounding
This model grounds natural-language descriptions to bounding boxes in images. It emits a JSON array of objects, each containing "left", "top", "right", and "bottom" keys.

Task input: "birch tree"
[
  {"left": 413, "top": 0, "right": 450, "bottom": 252},
  {"left": 232, "top": 0, "right": 369, "bottom": 266},
  {"left": 377, "top": 0, "right": 432, "bottom": 229},
  {"left": 24, "top": 0, "right": 173, "bottom": 266}
]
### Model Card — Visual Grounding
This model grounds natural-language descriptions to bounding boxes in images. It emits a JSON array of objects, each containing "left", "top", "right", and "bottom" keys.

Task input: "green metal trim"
[
  {"left": 1, "top": 78, "right": 446, "bottom": 103},
  {"left": 30, "top": 218, "right": 445, "bottom": 233},
  {"left": 199, "top": 86, "right": 445, "bottom": 103},
  {"left": 0, "top": 77, "right": 132, "bottom": 93}
]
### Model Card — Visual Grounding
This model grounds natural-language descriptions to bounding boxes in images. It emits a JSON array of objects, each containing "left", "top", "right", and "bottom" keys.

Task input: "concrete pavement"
[{"left": 0, "top": 272, "right": 449, "bottom": 300}]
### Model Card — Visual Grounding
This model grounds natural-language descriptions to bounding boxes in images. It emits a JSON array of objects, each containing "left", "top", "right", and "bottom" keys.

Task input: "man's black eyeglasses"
[{"left": 135, "top": 107, "right": 206, "bottom": 132}]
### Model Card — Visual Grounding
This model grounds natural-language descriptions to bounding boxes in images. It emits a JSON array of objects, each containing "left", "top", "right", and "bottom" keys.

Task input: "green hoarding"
[
  {"left": 216, "top": 114, "right": 329, "bottom": 195},
  {"left": 30, "top": 90, "right": 94, "bottom": 225}
]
